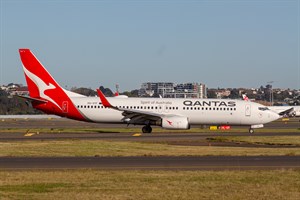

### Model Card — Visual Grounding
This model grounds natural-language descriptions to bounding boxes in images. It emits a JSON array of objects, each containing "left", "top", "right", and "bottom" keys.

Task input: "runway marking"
[
  {"left": 24, "top": 133, "right": 36, "bottom": 137},
  {"left": 24, "top": 130, "right": 39, "bottom": 137},
  {"left": 132, "top": 133, "right": 142, "bottom": 137}
]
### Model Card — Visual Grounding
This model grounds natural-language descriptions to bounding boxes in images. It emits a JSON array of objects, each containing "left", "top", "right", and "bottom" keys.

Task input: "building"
[
  {"left": 215, "top": 90, "right": 231, "bottom": 99},
  {"left": 139, "top": 82, "right": 206, "bottom": 98},
  {"left": 139, "top": 82, "right": 175, "bottom": 97}
]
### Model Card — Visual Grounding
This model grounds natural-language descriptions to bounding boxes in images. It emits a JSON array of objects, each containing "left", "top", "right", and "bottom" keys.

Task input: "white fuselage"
[{"left": 71, "top": 97, "right": 279, "bottom": 126}]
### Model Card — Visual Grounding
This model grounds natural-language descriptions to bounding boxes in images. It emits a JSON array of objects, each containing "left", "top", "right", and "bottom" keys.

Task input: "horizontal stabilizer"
[{"left": 16, "top": 95, "right": 48, "bottom": 104}]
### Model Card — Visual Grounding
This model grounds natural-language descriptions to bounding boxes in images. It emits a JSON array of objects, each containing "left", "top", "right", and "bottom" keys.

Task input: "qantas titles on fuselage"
[{"left": 183, "top": 100, "right": 236, "bottom": 107}]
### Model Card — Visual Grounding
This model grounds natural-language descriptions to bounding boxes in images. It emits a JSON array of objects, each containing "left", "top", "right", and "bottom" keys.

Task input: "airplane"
[
  {"left": 18, "top": 49, "right": 280, "bottom": 134},
  {"left": 242, "top": 94, "right": 299, "bottom": 117}
]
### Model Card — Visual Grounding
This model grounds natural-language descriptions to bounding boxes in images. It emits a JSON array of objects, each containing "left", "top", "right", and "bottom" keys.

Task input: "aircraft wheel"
[
  {"left": 142, "top": 125, "right": 152, "bottom": 133},
  {"left": 249, "top": 128, "right": 254, "bottom": 134}
]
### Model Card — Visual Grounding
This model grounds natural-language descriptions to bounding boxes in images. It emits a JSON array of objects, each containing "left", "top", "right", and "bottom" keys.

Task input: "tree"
[
  {"left": 207, "top": 89, "right": 217, "bottom": 98},
  {"left": 72, "top": 87, "right": 97, "bottom": 96},
  {"left": 120, "top": 90, "right": 139, "bottom": 97},
  {"left": 228, "top": 89, "right": 240, "bottom": 99},
  {"left": 99, "top": 86, "right": 113, "bottom": 97}
]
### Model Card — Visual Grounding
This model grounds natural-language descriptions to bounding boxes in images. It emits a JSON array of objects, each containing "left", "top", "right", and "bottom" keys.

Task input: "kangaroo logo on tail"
[{"left": 22, "top": 65, "right": 61, "bottom": 110}]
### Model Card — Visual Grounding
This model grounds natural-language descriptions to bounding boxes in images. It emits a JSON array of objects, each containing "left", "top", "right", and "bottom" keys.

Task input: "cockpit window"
[{"left": 258, "top": 107, "right": 269, "bottom": 111}]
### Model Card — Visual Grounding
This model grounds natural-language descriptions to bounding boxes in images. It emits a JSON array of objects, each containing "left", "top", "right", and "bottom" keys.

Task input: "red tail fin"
[
  {"left": 19, "top": 49, "right": 85, "bottom": 121},
  {"left": 19, "top": 49, "right": 62, "bottom": 101}
]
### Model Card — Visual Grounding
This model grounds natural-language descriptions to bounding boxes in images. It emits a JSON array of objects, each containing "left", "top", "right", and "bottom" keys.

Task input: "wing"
[
  {"left": 96, "top": 89, "right": 174, "bottom": 124},
  {"left": 278, "top": 107, "right": 294, "bottom": 116}
]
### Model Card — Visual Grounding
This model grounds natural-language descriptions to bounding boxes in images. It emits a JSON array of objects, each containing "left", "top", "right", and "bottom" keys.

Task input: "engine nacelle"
[{"left": 161, "top": 116, "right": 190, "bottom": 130}]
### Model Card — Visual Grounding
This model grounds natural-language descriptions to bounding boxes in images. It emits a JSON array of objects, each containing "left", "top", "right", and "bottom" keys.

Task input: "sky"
[{"left": 0, "top": 0, "right": 299, "bottom": 91}]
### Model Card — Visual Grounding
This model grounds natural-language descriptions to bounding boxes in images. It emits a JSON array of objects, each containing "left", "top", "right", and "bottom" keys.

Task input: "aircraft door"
[{"left": 245, "top": 104, "right": 251, "bottom": 116}]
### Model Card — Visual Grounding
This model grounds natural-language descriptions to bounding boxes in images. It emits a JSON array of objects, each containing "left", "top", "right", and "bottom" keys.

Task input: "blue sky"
[{"left": 0, "top": 0, "right": 299, "bottom": 91}]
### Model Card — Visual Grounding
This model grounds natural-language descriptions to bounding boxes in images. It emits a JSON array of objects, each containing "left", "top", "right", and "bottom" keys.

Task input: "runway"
[
  {"left": 0, "top": 117, "right": 299, "bottom": 171},
  {"left": 1, "top": 156, "right": 300, "bottom": 170}
]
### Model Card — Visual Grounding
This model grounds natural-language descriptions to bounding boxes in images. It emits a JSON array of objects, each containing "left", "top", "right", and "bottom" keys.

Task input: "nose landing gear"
[{"left": 249, "top": 128, "right": 254, "bottom": 134}]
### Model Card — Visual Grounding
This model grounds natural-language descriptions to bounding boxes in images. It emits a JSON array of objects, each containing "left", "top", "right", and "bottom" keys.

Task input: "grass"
[
  {"left": 209, "top": 136, "right": 300, "bottom": 146},
  {"left": 0, "top": 170, "right": 300, "bottom": 200},
  {"left": 1, "top": 140, "right": 300, "bottom": 157}
]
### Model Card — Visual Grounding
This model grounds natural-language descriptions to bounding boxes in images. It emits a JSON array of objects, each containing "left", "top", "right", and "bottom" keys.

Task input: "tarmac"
[
  {"left": 0, "top": 117, "right": 299, "bottom": 170},
  {"left": 1, "top": 156, "right": 299, "bottom": 170}
]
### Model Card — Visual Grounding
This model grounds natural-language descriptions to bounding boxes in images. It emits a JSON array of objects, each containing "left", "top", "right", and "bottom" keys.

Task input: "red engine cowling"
[{"left": 161, "top": 116, "right": 190, "bottom": 130}]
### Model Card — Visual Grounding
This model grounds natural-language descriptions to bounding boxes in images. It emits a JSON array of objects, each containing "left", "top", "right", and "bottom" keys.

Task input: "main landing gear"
[
  {"left": 249, "top": 128, "right": 254, "bottom": 134},
  {"left": 142, "top": 125, "right": 152, "bottom": 133}
]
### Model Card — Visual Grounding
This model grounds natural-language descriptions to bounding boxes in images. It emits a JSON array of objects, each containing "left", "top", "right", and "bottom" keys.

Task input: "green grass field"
[
  {"left": 1, "top": 138, "right": 300, "bottom": 157},
  {"left": 209, "top": 136, "right": 300, "bottom": 146},
  {"left": 1, "top": 170, "right": 300, "bottom": 200}
]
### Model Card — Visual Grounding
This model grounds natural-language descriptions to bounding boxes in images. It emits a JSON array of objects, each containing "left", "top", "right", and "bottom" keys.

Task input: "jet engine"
[{"left": 161, "top": 116, "right": 190, "bottom": 129}]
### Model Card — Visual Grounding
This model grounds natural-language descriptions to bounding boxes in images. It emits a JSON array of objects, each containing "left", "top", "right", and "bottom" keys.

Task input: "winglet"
[
  {"left": 96, "top": 89, "right": 113, "bottom": 108},
  {"left": 242, "top": 94, "right": 249, "bottom": 101}
]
